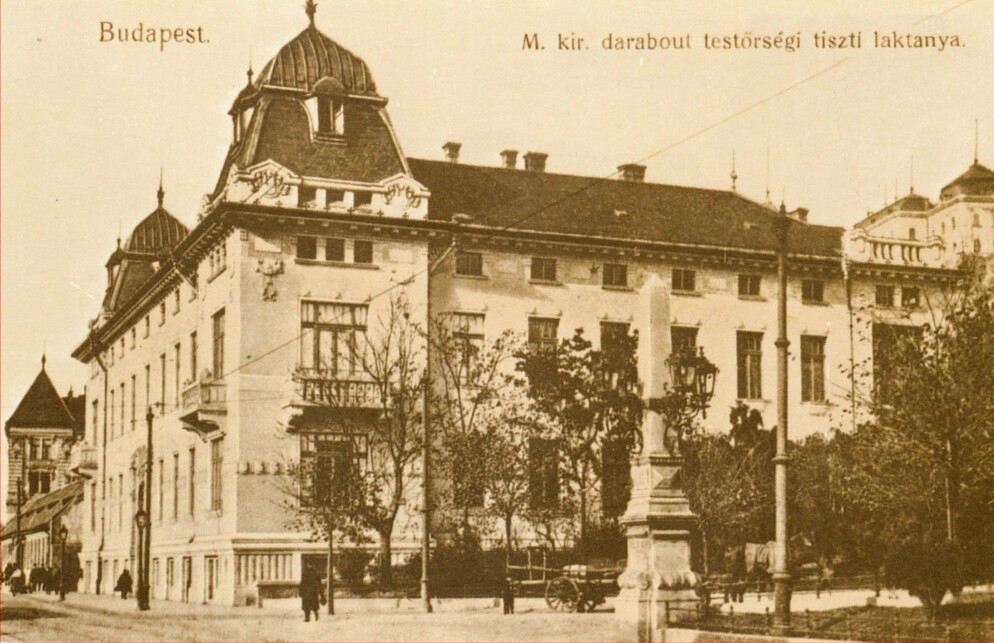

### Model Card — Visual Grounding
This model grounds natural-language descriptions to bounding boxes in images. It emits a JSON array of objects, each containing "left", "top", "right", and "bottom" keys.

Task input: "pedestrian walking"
[
  {"left": 502, "top": 577, "right": 515, "bottom": 614},
  {"left": 115, "top": 568, "right": 133, "bottom": 599},
  {"left": 299, "top": 564, "right": 325, "bottom": 622}
]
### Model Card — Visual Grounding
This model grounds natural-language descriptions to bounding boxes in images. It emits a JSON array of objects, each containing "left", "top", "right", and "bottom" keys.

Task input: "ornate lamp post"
[
  {"left": 11, "top": 439, "right": 25, "bottom": 569},
  {"left": 135, "top": 508, "right": 149, "bottom": 610},
  {"left": 57, "top": 524, "right": 69, "bottom": 601},
  {"left": 772, "top": 204, "right": 792, "bottom": 631},
  {"left": 617, "top": 276, "right": 718, "bottom": 640}
]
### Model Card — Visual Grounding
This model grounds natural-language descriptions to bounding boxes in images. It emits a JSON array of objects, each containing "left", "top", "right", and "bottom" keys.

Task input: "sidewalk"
[{"left": 712, "top": 584, "right": 994, "bottom": 614}]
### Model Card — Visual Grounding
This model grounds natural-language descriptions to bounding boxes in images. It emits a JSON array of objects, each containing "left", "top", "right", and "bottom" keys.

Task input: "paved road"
[{"left": 0, "top": 593, "right": 633, "bottom": 642}]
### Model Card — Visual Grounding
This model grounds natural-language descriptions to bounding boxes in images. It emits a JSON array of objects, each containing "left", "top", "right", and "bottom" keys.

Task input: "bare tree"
[{"left": 290, "top": 295, "right": 427, "bottom": 588}]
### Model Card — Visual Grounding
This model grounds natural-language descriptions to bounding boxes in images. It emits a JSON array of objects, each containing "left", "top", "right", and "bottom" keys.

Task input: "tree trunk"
[
  {"left": 702, "top": 527, "right": 710, "bottom": 577},
  {"left": 579, "top": 490, "right": 588, "bottom": 550},
  {"left": 326, "top": 537, "right": 335, "bottom": 615},
  {"left": 505, "top": 514, "right": 514, "bottom": 572},
  {"left": 378, "top": 527, "right": 394, "bottom": 589}
]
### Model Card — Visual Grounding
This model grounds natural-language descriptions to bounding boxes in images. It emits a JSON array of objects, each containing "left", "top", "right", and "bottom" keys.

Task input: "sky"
[{"left": 2, "top": 0, "right": 993, "bottom": 520}]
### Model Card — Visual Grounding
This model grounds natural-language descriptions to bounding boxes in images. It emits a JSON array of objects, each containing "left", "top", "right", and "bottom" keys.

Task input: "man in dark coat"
[
  {"left": 115, "top": 568, "right": 133, "bottom": 599},
  {"left": 299, "top": 564, "right": 324, "bottom": 622},
  {"left": 502, "top": 577, "right": 515, "bottom": 614}
]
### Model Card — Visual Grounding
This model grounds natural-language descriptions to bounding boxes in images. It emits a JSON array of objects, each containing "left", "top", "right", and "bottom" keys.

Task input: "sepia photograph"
[{"left": 1, "top": 1, "right": 992, "bottom": 641}]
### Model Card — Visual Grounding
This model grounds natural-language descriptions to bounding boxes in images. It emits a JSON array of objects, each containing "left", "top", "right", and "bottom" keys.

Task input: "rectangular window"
[
  {"left": 159, "top": 302, "right": 167, "bottom": 326},
  {"left": 131, "top": 375, "right": 137, "bottom": 431},
  {"left": 672, "top": 269, "right": 696, "bottom": 293},
  {"left": 90, "top": 482, "right": 97, "bottom": 531},
  {"left": 737, "top": 331, "right": 763, "bottom": 400},
  {"left": 118, "top": 473, "right": 123, "bottom": 532},
  {"left": 875, "top": 285, "right": 895, "bottom": 307},
  {"left": 130, "top": 328, "right": 137, "bottom": 349},
  {"left": 172, "top": 453, "right": 179, "bottom": 520},
  {"left": 160, "top": 353, "right": 167, "bottom": 409},
  {"left": 671, "top": 327, "right": 699, "bottom": 355},
  {"left": 174, "top": 344, "right": 181, "bottom": 408},
  {"left": 188, "top": 447, "right": 196, "bottom": 516},
  {"left": 300, "top": 301, "right": 369, "bottom": 377},
  {"left": 210, "top": 439, "right": 223, "bottom": 512},
  {"left": 738, "top": 274, "right": 761, "bottom": 297},
  {"left": 120, "top": 382, "right": 126, "bottom": 432},
  {"left": 451, "top": 312, "right": 485, "bottom": 384},
  {"left": 530, "top": 257, "right": 557, "bottom": 282},
  {"left": 120, "top": 337, "right": 125, "bottom": 358},
  {"left": 317, "top": 97, "right": 343, "bottom": 134},
  {"left": 109, "top": 389, "right": 116, "bottom": 439},
  {"left": 144, "top": 315, "right": 150, "bottom": 338},
  {"left": 902, "top": 287, "right": 920, "bottom": 309},
  {"left": 297, "top": 185, "right": 318, "bottom": 208},
  {"left": 91, "top": 400, "right": 99, "bottom": 444},
  {"left": 296, "top": 236, "right": 317, "bottom": 260},
  {"left": 41, "top": 438, "right": 51, "bottom": 461},
  {"left": 873, "top": 323, "right": 924, "bottom": 403},
  {"left": 528, "top": 438, "right": 560, "bottom": 510},
  {"left": 212, "top": 309, "right": 225, "bottom": 380},
  {"left": 167, "top": 558, "right": 175, "bottom": 588},
  {"left": 800, "top": 335, "right": 826, "bottom": 402},
  {"left": 528, "top": 317, "right": 559, "bottom": 352},
  {"left": 190, "top": 332, "right": 198, "bottom": 381},
  {"left": 145, "top": 364, "right": 151, "bottom": 415},
  {"left": 353, "top": 240, "right": 373, "bottom": 264},
  {"left": 325, "top": 238, "right": 345, "bottom": 262},
  {"left": 600, "top": 321, "right": 630, "bottom": 353},
  {"left": 801, "top": 280, "right": 825, "bottom": 303},
  {"left": 455, "top": 251, "right": 484, "bottom": 276},
  {"left": 158, "top": 458, "right": 164, "bottom": 521},
  {"left": 174, "top": 290, "right": 181, "bottom": 314},
  {"left": 603, "top": 263, "right": 628, "bottom": 288}
]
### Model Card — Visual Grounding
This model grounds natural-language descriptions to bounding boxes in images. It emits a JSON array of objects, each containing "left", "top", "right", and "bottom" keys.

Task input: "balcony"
[
  {"left": 846, "top": 229, "right": 945, "bottom": 267},
  {"left": 290, "top": 369, "right": 387, "bottom": 410},
  {"left": 180, "top": 377, "right": 227, "bottom": 439},
  {"left": 70, "top": 444, "right": 98, "bottom": 477}
]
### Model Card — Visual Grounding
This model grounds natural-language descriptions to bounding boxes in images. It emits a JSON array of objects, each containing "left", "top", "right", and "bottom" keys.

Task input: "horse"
[{"left": 723, "top": 534, "right": 815, "bottom": 602}]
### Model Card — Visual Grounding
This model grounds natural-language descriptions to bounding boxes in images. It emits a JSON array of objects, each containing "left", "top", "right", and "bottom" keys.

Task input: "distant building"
[
  {"left": 65, "top": 5, "right": 969, "bottom": 606},
  {"left": 2, "top": 357, "right": 86, "bottom": 576}
]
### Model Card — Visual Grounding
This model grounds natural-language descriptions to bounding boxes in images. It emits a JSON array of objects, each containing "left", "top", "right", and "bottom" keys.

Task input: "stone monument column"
[{"left": 615, "top": 275, "right": 699, "bottom": 638}]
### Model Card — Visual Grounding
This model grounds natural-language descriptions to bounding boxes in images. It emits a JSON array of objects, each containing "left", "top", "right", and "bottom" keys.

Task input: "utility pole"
[
  {"left": 773, "top": 202, "right": 792, "bottom": 631},
  {"left": 138, "top": 407, "right": 154, "bottom": 611}
]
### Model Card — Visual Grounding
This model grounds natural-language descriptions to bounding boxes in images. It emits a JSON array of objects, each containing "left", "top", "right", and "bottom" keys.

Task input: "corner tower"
[{"left": 209, "top": 1, "right": 428, "bottom": 219}]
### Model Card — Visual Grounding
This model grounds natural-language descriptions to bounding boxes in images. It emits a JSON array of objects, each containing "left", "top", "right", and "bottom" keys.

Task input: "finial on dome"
[
  {"left": 247, "top": 47, "right": 253, "bottom": 85},
  {"left": 305, "top": 0, "right": 317, "bottom": 27},
  {"left": 42, "top": 348, "right": 47, "bottom": 370},
  {"left": 157, "top": 168, "right": 165, "bottom": 207},
  {"left": 730, "top": 150, "right": 738, "bottom": 193}
]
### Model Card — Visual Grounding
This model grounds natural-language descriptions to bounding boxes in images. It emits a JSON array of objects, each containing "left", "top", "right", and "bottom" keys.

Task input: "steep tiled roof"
[
  {"left": 213, "top": 95, "right": 406, "bottom": 196},
  {"left": 255, "top": 25, "right": 377, "bottom": 96},
  {"left": 408, "top": 160, "right": 843, "bottom": 257},
  {"left": 5, "top": 366, "right": 78, "bottom": 434},
  {"left": 1, "top": 481, "right": 84, "bottom": 537}
]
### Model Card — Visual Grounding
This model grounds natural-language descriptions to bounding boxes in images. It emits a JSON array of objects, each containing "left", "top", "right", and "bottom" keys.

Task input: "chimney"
[
  {"left": 618, "top": 163, "right": 646, "bottom": 182},
  {"left": 500, "top": 149, "right": 519, "bottom": 169},
  {"left": 523, "top": 151, "right": 548, "bottom": 172},
  {"left": 442, "top": 141, "right": 462, "bottom": 163}
]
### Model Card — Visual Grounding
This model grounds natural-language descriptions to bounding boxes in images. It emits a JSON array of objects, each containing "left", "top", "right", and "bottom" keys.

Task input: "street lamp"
[
  {"left": 135, "top": 508, "right": 149, "bottom": 610},
  {"left": 666, "top": 346, "right": 718, "bottom": 420},
  {"left": 57, "top": 524, "right": 69, "bottom": 601},
  {"left": 11, "top": 439, "right": 25, "bottom": 570}
]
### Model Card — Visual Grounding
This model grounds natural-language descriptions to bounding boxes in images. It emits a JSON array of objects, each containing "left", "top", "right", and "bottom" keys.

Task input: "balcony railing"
[
  {"left": 846, "top": 230, "right": 945, "bottom": 267},
  {"left": 181, "top": 379, "right": 227, "bottom": 413},
  {"left": 292, "top": 369, "right": 386, "bottom": 409}
]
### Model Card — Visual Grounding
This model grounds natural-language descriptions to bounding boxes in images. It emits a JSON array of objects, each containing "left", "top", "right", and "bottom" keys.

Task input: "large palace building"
[{"left": 56, "top": 6, "right": 990, "bottom": 606}]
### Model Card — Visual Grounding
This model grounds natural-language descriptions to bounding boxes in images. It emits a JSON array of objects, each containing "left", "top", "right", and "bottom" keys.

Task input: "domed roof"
[
  {"left": 124, "top": 191, "right": 189, "bottom": 255},
  {"left": 940, "top": 162, "right": 994, "bottom": 200},
  {"left": 254, "top": 24, "right": 377, "bottom": 96}
]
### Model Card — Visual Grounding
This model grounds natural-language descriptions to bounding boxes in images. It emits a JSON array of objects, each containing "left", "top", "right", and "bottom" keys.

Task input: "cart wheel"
[{"left": 546, "top": 577, "right": 581, "bottom": 612}]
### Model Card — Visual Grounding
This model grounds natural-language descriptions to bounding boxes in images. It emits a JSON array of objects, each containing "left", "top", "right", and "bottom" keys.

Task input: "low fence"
[{"left": 666, "top": 598, "right": 994, "bottom": 642}]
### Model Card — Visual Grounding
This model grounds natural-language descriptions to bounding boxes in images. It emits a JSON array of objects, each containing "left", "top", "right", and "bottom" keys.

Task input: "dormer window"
[
  {"left": 298, "top": 186, "right": 318, "bottom": 208},
  {"left": 908, "top": 228, "right": 916, "bottom": 241},
  {"left": 307, "top": 96, "right": 344, "bottom": 136}
]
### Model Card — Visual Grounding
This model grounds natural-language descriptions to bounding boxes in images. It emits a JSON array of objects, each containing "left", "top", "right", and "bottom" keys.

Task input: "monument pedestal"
[{"left": 615, "top": 455, "right": 700, "bottom": 639}]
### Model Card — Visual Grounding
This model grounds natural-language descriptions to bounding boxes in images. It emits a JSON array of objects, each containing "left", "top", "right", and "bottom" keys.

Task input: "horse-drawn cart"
[{"left": 508, "top": 551, "right": 625, "bottom": 613}]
